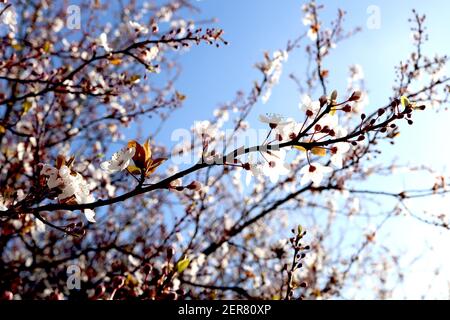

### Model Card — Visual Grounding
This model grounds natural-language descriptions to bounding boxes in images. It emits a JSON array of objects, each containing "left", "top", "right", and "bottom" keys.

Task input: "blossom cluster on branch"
[{"left": 0, "top": 0, "right": 449, "bottom": 300}]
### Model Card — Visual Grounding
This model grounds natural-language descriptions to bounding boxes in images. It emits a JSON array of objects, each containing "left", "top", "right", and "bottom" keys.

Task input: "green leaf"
[
  {"left": 176, "top": 258, "right": 190, "bottom": 273},
  {"left": 297, "top": 224, "right": 303, "bottom": 235}
]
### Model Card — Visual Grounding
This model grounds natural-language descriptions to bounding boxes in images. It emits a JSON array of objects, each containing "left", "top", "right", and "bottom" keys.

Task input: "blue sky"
[{"left": 145, "top": 0, "right": 450, "bottom": 298}]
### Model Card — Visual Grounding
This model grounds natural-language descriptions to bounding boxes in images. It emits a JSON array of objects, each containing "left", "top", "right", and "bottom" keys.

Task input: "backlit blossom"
[
  {"left": 101, "top": 147, "right": 136, "bottom": 174},
  {"left": 262, "top": 149, "right": 290, "bottom": 183},
  {"left": 300, "top": 162, "right": 332, "bottom": 186},
  {"left": 0, "top": 5, "right": 17, "bottom": 33},
  {"left": 245, "top": 155, "right": 264, "bottom": 185},
  {"left": 330, "top": 142, "right": 350, "bottom": 168},
  {"left": 84, "top": 209, "right": 96, "bottom": 223},
  {"left": 260, "top": 50, "right": 288, "bottom": 104},
  {"left": 316, "top": 113, "right": 338, "bottom": 130},
  {"left": 259, "top": 114, "right": 292, "bottom": 129},
  {"left": 307, "top": 23, "right": 320, "bottom": 41},
  {"left": 192, "top": 120, "right": 218, "bottom": 138},
  {"left": 41, "top": 163, "right": 96, "bottom": 222},
  {"left": 142, "top": 46, "right": 159, "bottom": 63},
  {"left": 300, "top": 94, "right": 321, "bottom": 116},
  {"left": 129, "top": 21, "right": 149, "bottom": 34},
  {"left": 98, "top": 32, "right": 112, "bottom": 52},
  {"left": 170, "top": 19, "right": 193, "bottom": 38},
  {"left": 302, "top": 12, "right": 314, "bottom": 26},
  {"left": 275, "top": 119, "right": 302, "bottom": 142},
  {"left": 156, "top": 6, "right": 173, "bottom": 22},
  {"left": 42, "top": 164, "right": 62, "bottom": 189}
]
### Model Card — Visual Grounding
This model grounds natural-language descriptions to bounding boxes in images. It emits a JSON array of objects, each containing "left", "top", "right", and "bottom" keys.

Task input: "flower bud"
[
  {"left": 187, "top": 181, "right": 202, "bottom": 191},
  {"left": 330, "top": 90, "right": 338, "bottom": 102},
  {"left": 349, "top": 91, "right": 361, "bottom": 101},
  {"left": 319, "top": 95, "right": 328, "bottom": 107},
  {"left": 342, "top": 104, "right": 352, "bottom": 112}
]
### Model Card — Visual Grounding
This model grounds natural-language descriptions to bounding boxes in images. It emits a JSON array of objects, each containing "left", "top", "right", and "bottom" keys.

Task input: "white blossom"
[
  {"left": 261, "top": 50, "right": 288, "bottom": 104},
  {"left": 275, "top": 119, "right": 302, "bottom": 142},
  {"left": 143, "top": 46, "right": 159, "bottom": 63},
  {"left": 302, "top": 12, "right": 314, "bottom": 26},
  {"left": 300, "top": 94, "right": 321, "bottom": 116},
  {"left": 100, "top": 147, "right": 136, "bottom": 174},
  {"left": 316, "top": 113, "right": 338, "bottom": 130},
  {"left": 128, "top": 21, "right": 149, "bottom": 34},
  {"left": 245, "top": 155, "right": 264, "bottom": 185},
  {"left": 330, "top": 142, "right": 350, "bottom": 168},
  {"left": 41, "top": 164, "right": 96, "bottom": 222},
  {"left": 259, "top": 114, "right": 292, "bottom": 128},
  {"left": 98, "top": 32, "right": 112, "bottom": 52},
  {"left": 192, "top": 120, "right": 218, "bottom": 138},
  {"left": 300, "top": 162, "right": 332, "bottom": 186},
  {"left": 262, "top": 149, "right": 290, "bottom": 183},
  {"left": 0, "top": 5, "right": 17, "bottom": 33},
  {"left": 84, "top": 209, "right": 96, "bottom": 223}
]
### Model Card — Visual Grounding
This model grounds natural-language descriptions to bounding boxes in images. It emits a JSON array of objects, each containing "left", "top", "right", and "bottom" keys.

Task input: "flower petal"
[{"left": 84, "top": 209, "right": 96, "bottom": 223}]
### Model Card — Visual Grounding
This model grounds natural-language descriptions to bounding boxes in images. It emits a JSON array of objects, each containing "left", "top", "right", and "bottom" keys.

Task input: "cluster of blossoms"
[
  {"left": 1, "top": 0, "right": 449, "bottom": 301},
  {"left": 41, "top": 156, "right": 96, "bottom": 223},
  {"left": 101, "top": 147, "right": 136, "bottom": 174},
  {"left": 245, "top": 91, "right": 362, "bottom": 186},
  {"left": 0, "top": 4, "right": 17, "bottom": 36},
  {"left": 97, "top": 30, "right": 160, "bottom": 67},
  {"left": 302, "top": 2, "right": 321, "bottom": 41},
  {"left": 37, "top": 140, "right": 166, "bottom": 224},
  {"left": 256, "top": 50, "right": 289, "bottom": 104}
]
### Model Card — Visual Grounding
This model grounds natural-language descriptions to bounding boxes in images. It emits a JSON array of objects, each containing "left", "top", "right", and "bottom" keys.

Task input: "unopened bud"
[
  {"left": 319, "top": 95, "right": 328, "bottom": 107},
  {"left": 330, "top": 90, "right": 338, "bottom": 102},
  {"left": 187, "top": 181, "right": 202, "bottom": 191},
  {"left": 349, "top": 91, "right": 361, "bottom": 101},
  {"left": 342, "top": 104, "right": 352, "bottom": 112}
]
